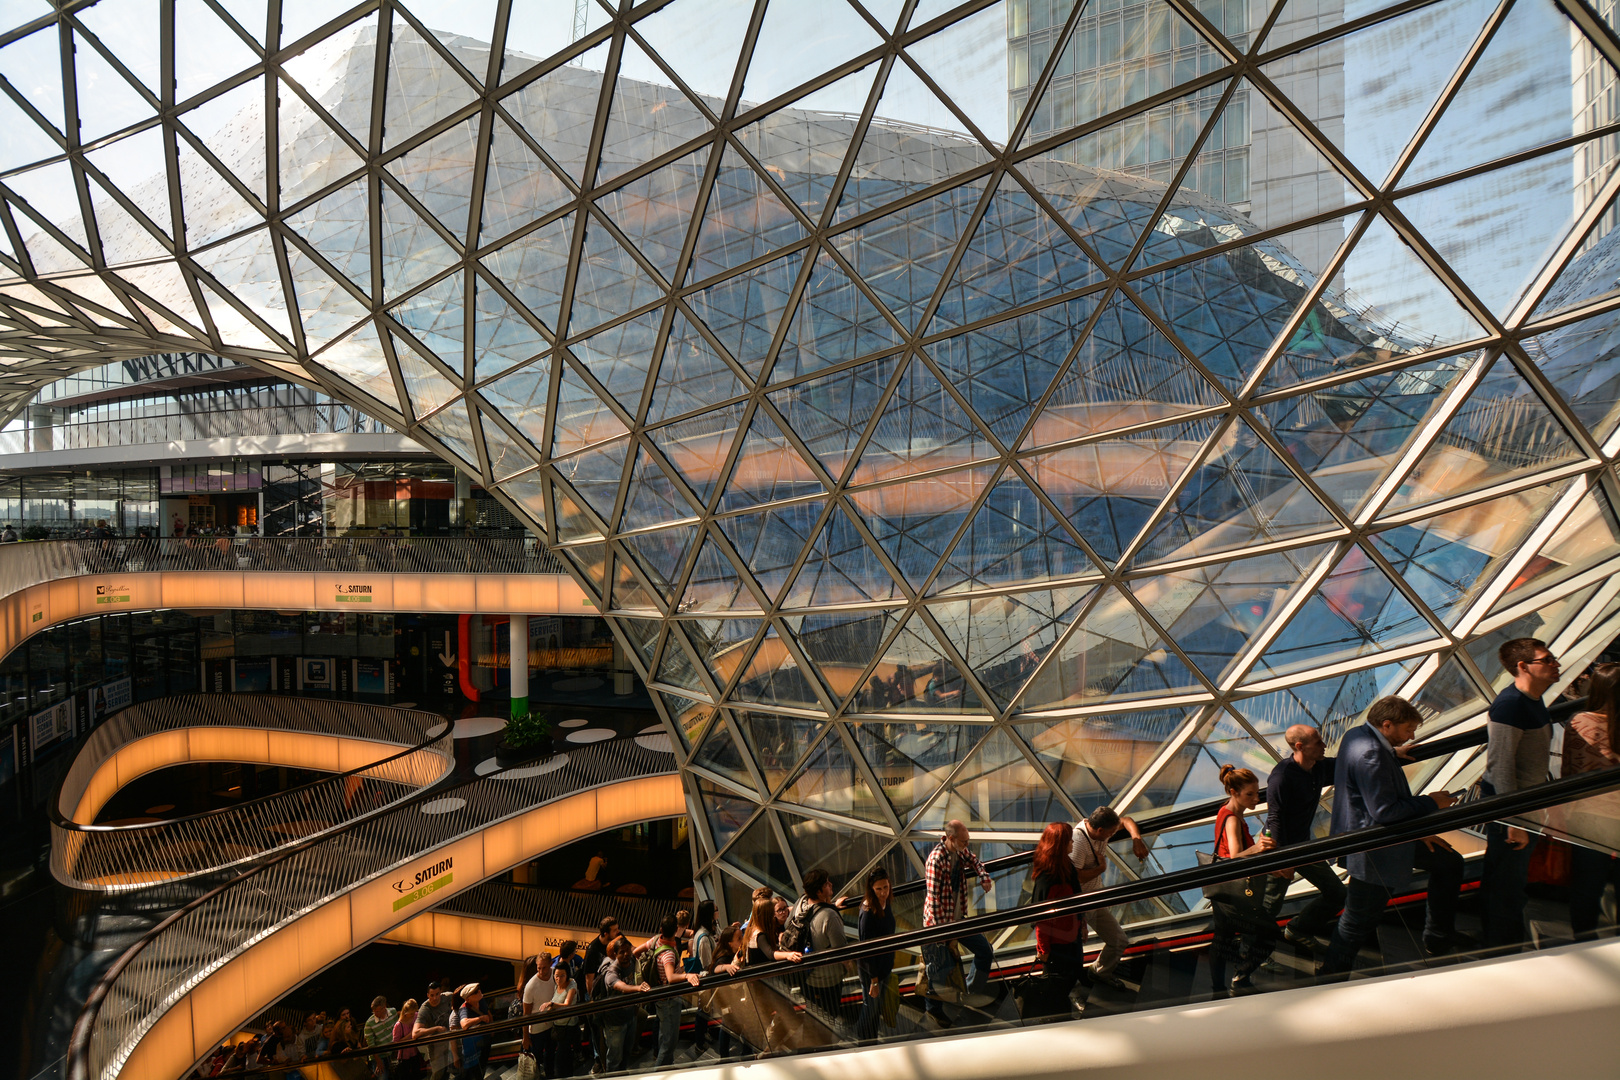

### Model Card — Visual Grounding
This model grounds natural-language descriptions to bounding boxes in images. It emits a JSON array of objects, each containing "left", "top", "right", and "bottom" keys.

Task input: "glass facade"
[{"left": 0, "top": 0, "right": 1619, "bottom": 915}]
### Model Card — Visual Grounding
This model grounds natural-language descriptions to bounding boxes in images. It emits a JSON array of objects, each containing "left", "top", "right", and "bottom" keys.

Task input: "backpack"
[
  {"left": 684, "top": 928, "right": 711, "bottom": 974},
  {"left": 636, "top": 942, "right": 675, "bottom": 987},
  {"left": 779, "top": 897, "right": 833, "bottom": 953}
]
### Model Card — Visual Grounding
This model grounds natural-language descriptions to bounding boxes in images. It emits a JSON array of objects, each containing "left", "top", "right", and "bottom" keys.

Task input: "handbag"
[
  {"left": 516, "top": 1051, "right": 540, "bottom": 1080},
  {"left": 1528, "top": 835, "right": 1573, "bottom": 887},
  {"left": 1197, "top": 850, "right": 1266, "bottom": 907}
]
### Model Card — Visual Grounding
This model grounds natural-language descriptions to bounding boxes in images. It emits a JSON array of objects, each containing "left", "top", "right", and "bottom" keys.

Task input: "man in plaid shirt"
[{"left": 920, "top": 820, "right": 999, "bottom": 1027}]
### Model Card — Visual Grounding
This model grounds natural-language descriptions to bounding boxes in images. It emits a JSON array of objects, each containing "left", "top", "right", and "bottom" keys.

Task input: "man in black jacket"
[{"left": 1262, "top": 724, "right": 1348, "bottom": 949}]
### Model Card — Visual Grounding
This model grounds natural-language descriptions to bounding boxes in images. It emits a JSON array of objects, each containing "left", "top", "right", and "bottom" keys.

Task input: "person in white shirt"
[{"left": 1069, "top": 805, "right": 1148, "bottom": 989}]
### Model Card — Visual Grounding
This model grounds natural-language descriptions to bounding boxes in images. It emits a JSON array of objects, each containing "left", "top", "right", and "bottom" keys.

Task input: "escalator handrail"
[{"left": 212, "top": 758, "right": 1620, "bottom": 1076}]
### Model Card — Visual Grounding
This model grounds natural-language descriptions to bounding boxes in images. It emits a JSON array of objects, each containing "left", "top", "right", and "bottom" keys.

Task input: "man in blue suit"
[{"left": 1319, "top": 696, "right": 1463, "bottom": 976}]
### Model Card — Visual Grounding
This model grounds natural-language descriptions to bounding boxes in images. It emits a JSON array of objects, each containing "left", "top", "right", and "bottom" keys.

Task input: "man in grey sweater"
[
  {"left": 795, "top": 867, "right": 851, "bottom": 1029},
  {"left": 1482, "top": 637, "right": 1559, "bottom": 949}
]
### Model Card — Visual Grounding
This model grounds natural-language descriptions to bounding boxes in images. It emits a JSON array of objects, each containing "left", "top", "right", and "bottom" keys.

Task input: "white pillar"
[{"left": 509, "top": 613, "right": 529, "bottom": 721}]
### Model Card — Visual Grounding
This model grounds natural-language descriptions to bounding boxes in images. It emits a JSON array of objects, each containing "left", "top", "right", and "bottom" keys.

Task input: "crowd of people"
[{"left": 193, "top": 638, "right": 1618, "bottom": 1075}]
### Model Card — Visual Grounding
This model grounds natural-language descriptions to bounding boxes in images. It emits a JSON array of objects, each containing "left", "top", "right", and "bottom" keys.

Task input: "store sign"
[
  {"left": 30, "top": 699, "right": 73, "bottom": 751},
  {"left": 389, "top": 855, "right": 455, "bottom": 912},
  {"left": 335, "top": 583, "right": 374, "bottom": 604},
  {"left": 93, "top": 582, "right": 132, "bottom": 605}
]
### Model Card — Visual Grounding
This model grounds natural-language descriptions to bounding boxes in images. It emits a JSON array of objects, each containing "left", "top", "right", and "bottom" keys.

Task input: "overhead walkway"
[
  {"left": 50, "top": 695, "right": 454, "bottom": 890},
  {"left": 91, "top": 760, "right": 1620, "bottom": 1080},
  {"left": 70, "top": 733, "right": 681, "bottom": 1080},
  {"left": 0, "top": 537, "right": 593, "bottom": 655}
]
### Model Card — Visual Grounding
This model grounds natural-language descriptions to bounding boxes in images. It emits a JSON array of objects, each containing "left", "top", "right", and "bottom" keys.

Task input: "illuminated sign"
[
  {"left": 389, "top": 855, "right": 453, "bottom": 912},
  {"left": 94, "top": 582, "right": 132, "bottom": 604},
  {"left": 335, "top": 584, "right": 374, "bottom": 604}
]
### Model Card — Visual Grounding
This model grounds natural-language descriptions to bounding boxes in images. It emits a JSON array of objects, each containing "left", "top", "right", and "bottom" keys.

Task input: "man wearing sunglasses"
[{"left": 1482, "top": 637, "right": 1561, "bottom": 949}]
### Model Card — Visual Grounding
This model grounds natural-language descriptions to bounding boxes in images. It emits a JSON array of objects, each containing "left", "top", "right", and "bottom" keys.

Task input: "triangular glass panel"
[
  {"left": 778, "top": 812, "right": 894, "bottom": 887},
  {"left": 597, "top": 35, "right": 713, "bottom": 184},
  {"left": 498, "top": 42, "right": 607, "bottom": 185},
  {"left": 0, "top": 28, "right": 65, "bottom": 134},
  {"left": 736, "top": 711, "right": 826, "bottom": 792},
  {"left": 611, "top": 554, "right": 665, "bottom": 616},
  {"left": 770, "top": 246, "right": 902, "bottom": 384},
  {"left": 551, "top": 484, "right": 604, "bottom": 543},
  {"left": 314, "top": 320, "right": 399, "bottom": 409},
  {"left": 1019, "top": 585, "right": 1203, "bottom": 709},
  {"left": 1146, "top": 708, "right": 1280, "bottom": 811},
  {"left": 1002, "top": 0, "right": 1083, "bottom": 137},
  {"left": 689, "top": 618, "right": 768, "bottom": 696},
  {"left": 419, "top": 398, "right": 479, "bottom": 471},
  {"left": 1245, "top": 543, "right": 1440, "bottom": 685},
  {"left": 386, "top": 115, "right": 479, "bottom": 244},
  {"left": 791, "top": 609, "right": 897, "bottom": 707},
  {"left": 715, "top": 497, "right": 827, "bottom": 603},
  {"left": 930, "top": 584, "right": 1094, "bottom": 708},
  {"left": 927, "top": 295, "right": 1097, "bottom": 447},
  {"left": 932, "top": 171, "right": 1103, "bottom": 332},
  {"left": 715, "top": 406, "right": 825, "bottom": 513},
  {"left": 687, "top": 249, "right": 804, "bottom": 381},
  {"left": 198, "top": 277, "right": 283, "bottom": 352},
  {"left": 906, "top": 1, "right": 1041, "bottom": 148},
  {"left": 392, "top": 0, "right": 498, "bottom": 72},
  {"left": 77, "top": 0, "right": 160, "bottom": 89},
  {"left": 569, "top": 214, "right": 665, "bottom": 333},
  {"left": 1258, "top": 0, "right": 1499, "bottom": 188},
  {"left": 782, "top": 503, "right": 905, "bottom": 608},
  {"left": 1232, "top": 660, "right": 1417, "bottom": 750},
  {"left": 185, "top": 76, "right": 269, "bottom": 205},
  {"left": 852, "top": 354, "right": 996, "bottom": 484},
  {"left": 8, "top": 212, "right": 89, "bottom": 278},
  {"left": 682, "top": 530, "right": 758, "bottom": 613},
  {"left": 174, "top": 0, "right": 261, "bottom": 103},
  {"left": 552, "top": 434, "right": 630, "bottom": 524},
  {"left": 1016, "top": 0, "right": 1212, "bottom": 150},
  {"left": 693, "top": 715, "right": 756, "bottom": 788},
  {"left": 917, "top": 726, "right": 1072, "bottom": 832},
  {"left": 779, "top": 728, "right": 888, "bottom": 825},
  {"left": 88, "top": 178, "right": 167, "bottom": 267},
  {"left": 616, "top": 615, "right": 663, "bottom": 675},
  {"left": 478, "top": 356, "right": 550, "bottom": 453},
  {"left": 390, "top": 270, "right": 465, "bottom": 374},
  {"left": 690, "top": 145, "right": 807, "bottom": 284},
  {"left": 621, "top": 446, "right": 699, "bottom": 532},
  {"left": 471, "top": 275, "right": 548, "bottom": 382},
  {"left": 1021, "top": 295, "right": 1221, "bottom": 450},
  {"left": 646, "top": 400, "right": 749, "bottom": 507},
  {"left": 741, "top": 0, "right": 883, "bottom": 106},
  {"left": 0, "top": 87, "right": 61, "bottom": 175},
  {"left": 277, "top": 83, "right": 365, "bottom": 210},
  {"left": 394, "top": 337, "right": 461, "bottom": 418},
  {"left": 480, "top": 113, "right": 571, "bottom": 245},
  {"left": 658, "top": 688, "right": 717, "bottom": 750},
  {"left": 1407, "top": 655, "right": 1490, "bottom": 737},
  {"left": 280, "top": 13, "right": 378, "bottom": 145},
  {"left": 288, "top": 177, "right": 372, "bottom": 296},
  {"left": 1529, "top": 190, "right": 1620, "bottom": 324},
  {"left": 479, "top": 410, "right": 536, "bottom": 480},
  {"left": 931, "top": 469, "right": 1099, "bottom": 594},
  {"left": 175, "top": 143, "right": 262, "bottom": 249},
  {"left": 382, "top": 14, "right": 479, "bottom": 150},
  {"left": 1130, "top": 543, "right": 1334, "bottom": 684},
  {"left": 1023, "top": 707, "right": 1201, "bottom": 811},
  {"left": 1381, "top": 355, "right": 1584, "bottom": 513},
  {"left": 733, "top": 61, "right": 883, "bottom": 223},
  {"left": 647, "top": 309, "right": 748, "bottom": 423},
  {"left": 862, "top": 611, "right": 983, "bottom": 713},
  {"left": 380, "top": 185, "right": 460, "bottom": 302},
  {"left": 1252, "top": 354, "right": 1471, "bottom": 517},
  {"left": 730, "top": 623, "right": 827, "bottom": 710},
  {"left": 190, "top": 227, "right": 294, "bottom": 342},
  {"left": 837, "top": 61, "right": 994, "bottom": 219},
  {"left": 482, "top": 211, "right": 574, "bottom": 332},
  {"left": 1132, "top": 416, "right": 1342, "bottom": 567},
  {"left": 631, "top": 0, "right": 755, "bottom": 101},
  {"left": 849, "top": 721, "right": 987, "bottom": 824},
  {"left": 769, "top": 353, "right": 899, "bottom": 482},
  {"left": 1407, "top": 0, "right": 1597, "bottom": 187},
  {"left": 720, "top": 808, "right": 793, "bottom": 894},
  {"left": 697, "top": 776, "right": 758, "bottom": 856},
  {"left": 571, "top": 308, "right": 662, "bottom": 417},
  {"left": 5, "top": 160, "right": 88, "bottom": 253},
  {"left": 552, "top": 360, "right": 628, "bottom": 455},
  {"left": 596, "top": 147, "right": 710, "bottom": 284},
  {"left": 624, "top": 524, "right": 698, "bottom": 600},
  {"left": 116, "top": 260, "right": 206, "bottom": 337},
  {"left": 84, "top": 127, "right": 170, "bottom": 238},
  {"left": 1371, "top": 481, "right": 1568, "bottom": 628},
  {"left": 1492, "top": 484, "right": 1620, "bottom": 610},
  {"left": 848, "top": 466, "right": 995, "bottom": 591},
  {"left": 72, "top": 34, "right": 157, "bottom": 144},
  {"left": 832, "top": 178, "right": 986, "bottom": 329}
]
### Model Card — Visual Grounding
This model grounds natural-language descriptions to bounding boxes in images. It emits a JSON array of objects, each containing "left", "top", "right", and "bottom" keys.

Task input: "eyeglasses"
[{"left": 1525, "top": 656, "right": 1560, "bottom": 667}]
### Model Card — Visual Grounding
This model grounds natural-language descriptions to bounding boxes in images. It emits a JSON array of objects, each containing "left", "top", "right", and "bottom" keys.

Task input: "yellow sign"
[
  {"left": 388, "top": 854, "right": 455, "bottom": 912},
  {"left": 94, "top": 583, "right": 132, "bottom": 604},
  {"left": 336, "top": 584, "right": 374, "bottom": 604}
]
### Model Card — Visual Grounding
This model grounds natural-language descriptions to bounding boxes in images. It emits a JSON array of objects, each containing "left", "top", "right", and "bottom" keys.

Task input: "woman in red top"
[
  {"left": 1209, "top": 764, "right": 1276, "bottom": 997},
  {"left": 1030, "top": 821, "right": 1083, "bottom": 980}
]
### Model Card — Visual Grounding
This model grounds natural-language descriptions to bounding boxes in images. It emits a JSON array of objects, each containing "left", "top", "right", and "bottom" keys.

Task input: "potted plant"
[{"left": 496, "top": 708, "right": 554, "bottom": 767}]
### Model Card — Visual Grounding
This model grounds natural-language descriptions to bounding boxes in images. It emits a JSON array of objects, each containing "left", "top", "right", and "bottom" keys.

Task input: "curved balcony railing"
[
  {"left": 70, "top": 736, "right": 676, "bottom": 1080},
  {"left": 0, "top": 535, "right": 567, "bottom": 594},
  {"left": 50, "top": 695, "right": 456, "bottom": 891}
]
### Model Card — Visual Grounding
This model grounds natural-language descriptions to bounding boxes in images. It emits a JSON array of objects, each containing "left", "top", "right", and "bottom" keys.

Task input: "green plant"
[{"left": 502, "top": 708, "right": 553, "bottom": 749}]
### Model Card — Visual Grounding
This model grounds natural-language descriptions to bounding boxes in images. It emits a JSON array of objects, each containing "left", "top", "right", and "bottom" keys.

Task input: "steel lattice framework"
[{"left": 2, "top": 0, "right": 1620, "bottom": 911}]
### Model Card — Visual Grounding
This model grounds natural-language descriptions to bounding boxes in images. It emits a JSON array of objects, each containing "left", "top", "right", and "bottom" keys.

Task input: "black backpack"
[{"left": 779, "top": 897, "right": 833, "bottom": 953}]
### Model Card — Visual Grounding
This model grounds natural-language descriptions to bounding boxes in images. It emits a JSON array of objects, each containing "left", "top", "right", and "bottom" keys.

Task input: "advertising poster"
[
  {"left": 29, "top": 699, "right": 73, "bottom": 755},
  {"left": 231, "top": 658, "right": 273, "bottom": 693},
  {"left": 299, "top": 657, "right": 333, "bottom": 691},
  {"left": 354, "top": 658, "right": 390, "bottom": 696}
]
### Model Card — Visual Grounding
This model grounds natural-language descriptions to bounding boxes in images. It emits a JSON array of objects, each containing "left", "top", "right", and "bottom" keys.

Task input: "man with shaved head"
[{"left": 1262, "top": 723, "right": 1348, "bottom": 950}]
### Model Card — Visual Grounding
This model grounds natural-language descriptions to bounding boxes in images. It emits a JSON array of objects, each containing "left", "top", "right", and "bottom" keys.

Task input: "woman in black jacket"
[{"left": 855, "top": 867, "right": 896, "bottom": 1040}]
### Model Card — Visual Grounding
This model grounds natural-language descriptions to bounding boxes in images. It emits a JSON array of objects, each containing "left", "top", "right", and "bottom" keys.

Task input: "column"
[{"left": 509, "top": 613, "right": 528, "bottom": 721}]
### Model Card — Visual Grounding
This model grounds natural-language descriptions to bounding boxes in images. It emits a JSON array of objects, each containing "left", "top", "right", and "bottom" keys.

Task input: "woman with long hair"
[
  {"left": 1030, "top": 821, "right": 1083, "bottom": 980},
  {"left": 1566, "top": 662, "right": 1620, "bottom": 939},
  {"left": 1209, "top": 764, "right": 1277, "bottom": 997},
  {"left": 744, "top": 895, "right": 804, "bottom": 965},
  {"left": 688, "top": 899, "right": 720, "bottom": 1054},
  {"left": 855, "top": 867, "right": 896, "bottom": 1040}
]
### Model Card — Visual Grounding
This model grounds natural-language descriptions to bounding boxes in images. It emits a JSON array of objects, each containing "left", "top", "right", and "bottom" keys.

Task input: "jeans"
[
  {"left": 1482, "top": 823, "right": 1538, "bottom": 947},
  {"left": 1322, "top": 841, "right": 1463, "bottom": 974},
  {"left": 855, "top": 975, "right": 884, "bottom": 1040},
  {"left": 1570, "top": 845, "right": 1620, "bottom": 940},
  {"left": 921, "top": 933, "right": 993, "bottom": 1016},
  {"left": 1262, "top": 860, "right": 1348, "bottom": 938},
  {"left": 619, "top": 1009, "right": 641, "bottom": 1068},
  {"left": 654, "top": 997, "right": 682, "bottom": 1067}
]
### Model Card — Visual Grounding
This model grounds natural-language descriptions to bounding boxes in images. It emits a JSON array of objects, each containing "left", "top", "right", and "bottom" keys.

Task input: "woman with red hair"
[{"left": 1030, "top": 821, "right": 1083, "bottom": 980}]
